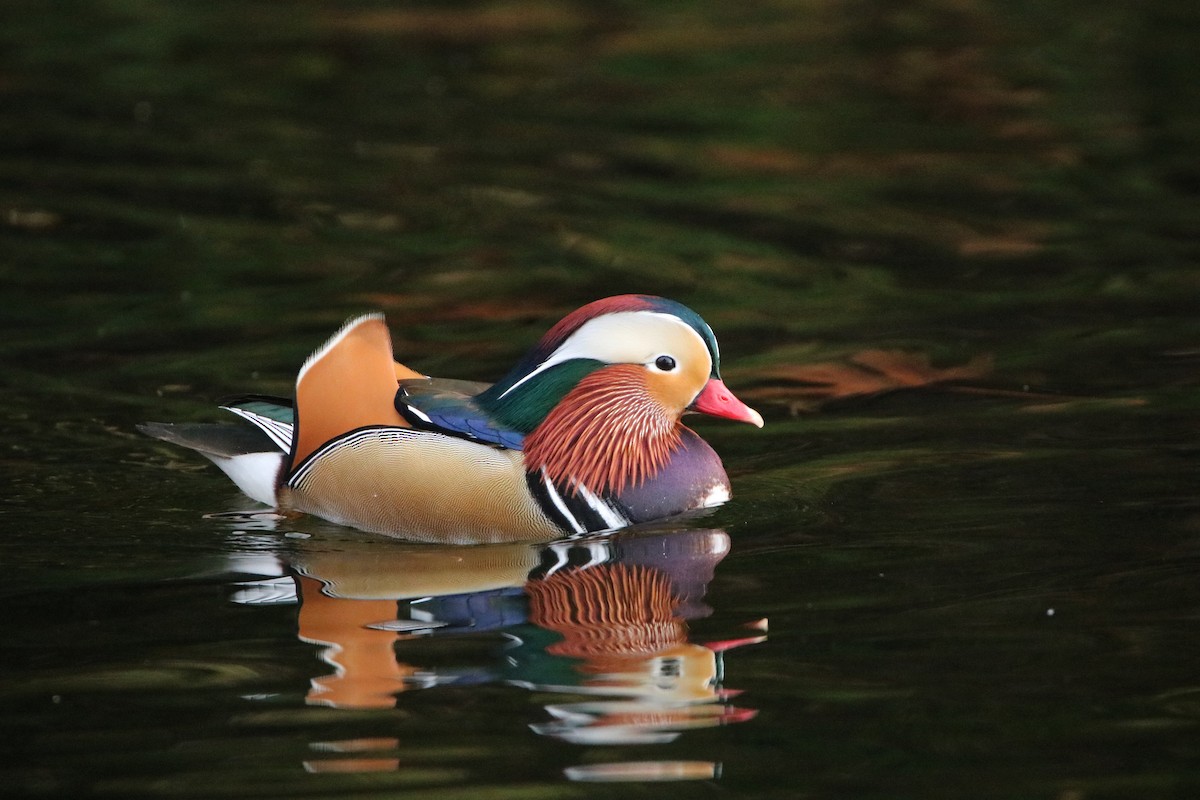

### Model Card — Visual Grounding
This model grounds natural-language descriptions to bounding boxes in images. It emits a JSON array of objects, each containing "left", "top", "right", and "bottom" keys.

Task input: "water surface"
[{"left": 3, "top": 1, "right": 1199, "bottom": 798}]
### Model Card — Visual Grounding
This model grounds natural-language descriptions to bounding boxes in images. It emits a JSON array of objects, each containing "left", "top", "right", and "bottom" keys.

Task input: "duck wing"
[{"left": 395, "top": 377, "right": 526, "bottom": 450}]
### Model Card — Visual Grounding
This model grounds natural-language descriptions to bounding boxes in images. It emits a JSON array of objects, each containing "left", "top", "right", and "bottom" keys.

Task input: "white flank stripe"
[{"left": 288, "top": 427, "right": 423, "bottom": 486}]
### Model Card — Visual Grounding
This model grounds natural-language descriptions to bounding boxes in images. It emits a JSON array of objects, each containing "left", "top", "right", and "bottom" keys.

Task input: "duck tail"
[{"left": 138, "top": 421, "right": 285, "bottom": 506}]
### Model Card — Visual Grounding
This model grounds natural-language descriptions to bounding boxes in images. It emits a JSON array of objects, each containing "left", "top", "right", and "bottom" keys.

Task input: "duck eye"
[{"left": 654, "top": 355, "right": 677, "bottom": 372}]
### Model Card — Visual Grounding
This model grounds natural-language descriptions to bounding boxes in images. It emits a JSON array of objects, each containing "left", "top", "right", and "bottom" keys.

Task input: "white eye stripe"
[{"left": 498, "top": 311, "right": 709, "bottom": 398}]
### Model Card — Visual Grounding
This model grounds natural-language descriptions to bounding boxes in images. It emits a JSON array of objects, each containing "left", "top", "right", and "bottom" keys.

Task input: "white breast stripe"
[
  {"left": 575, "top": 483, "right": 628, "bottom": 531},
  {"left": 542, "top": 471, "right": 585, "bottom": 535}
]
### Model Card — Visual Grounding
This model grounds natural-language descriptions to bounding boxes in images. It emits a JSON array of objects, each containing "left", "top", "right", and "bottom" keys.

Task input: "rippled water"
[{"left": 3, "top": 1, "right": 1200, "bottom": 798}]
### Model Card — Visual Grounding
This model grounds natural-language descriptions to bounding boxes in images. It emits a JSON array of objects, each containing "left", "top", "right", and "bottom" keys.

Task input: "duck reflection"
[
  {"left": 230, "top": 525, "right": 763, "bottom": 770},
  {"left": 520, "top": 559, "right": 759, "bottom": 744}
]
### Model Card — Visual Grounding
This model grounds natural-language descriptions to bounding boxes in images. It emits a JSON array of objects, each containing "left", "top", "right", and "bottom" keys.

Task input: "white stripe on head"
[{"left": 499, "top": 311, "right": 712, "bottom": 399}]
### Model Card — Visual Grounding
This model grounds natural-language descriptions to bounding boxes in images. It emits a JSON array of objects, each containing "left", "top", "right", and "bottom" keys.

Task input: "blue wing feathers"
[{"left": 396, "top": 379, "right": 525, "bottom": 450}]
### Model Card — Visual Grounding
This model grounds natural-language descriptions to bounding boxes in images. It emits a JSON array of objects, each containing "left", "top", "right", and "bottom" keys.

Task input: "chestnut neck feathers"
[
  {"left": 523, "top": 364, "right": 683, "bottom": 496},
  {"left": 473, "top": 295, "right": 738, "bottom": 500}
]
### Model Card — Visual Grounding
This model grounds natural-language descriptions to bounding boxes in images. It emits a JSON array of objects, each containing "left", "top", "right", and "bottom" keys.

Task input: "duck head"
[{"left": 477, "top": 295, "right": 761, "bottom": 498}]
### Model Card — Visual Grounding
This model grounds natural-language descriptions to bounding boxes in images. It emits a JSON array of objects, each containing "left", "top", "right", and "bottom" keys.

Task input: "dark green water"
[{"left": 3, "top": 1, "right": 1200, "bottom": 797}]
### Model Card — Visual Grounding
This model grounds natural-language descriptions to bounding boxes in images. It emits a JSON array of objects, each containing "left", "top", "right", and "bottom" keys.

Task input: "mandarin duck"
[{"left": 141, "top": 295, "right": 762, "bottom": 544}]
